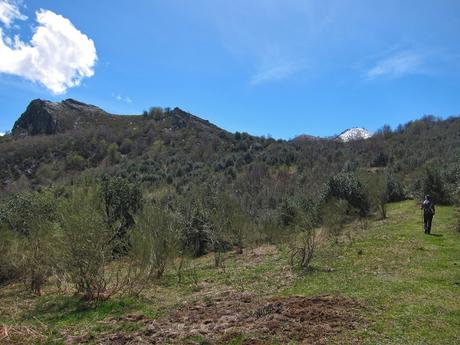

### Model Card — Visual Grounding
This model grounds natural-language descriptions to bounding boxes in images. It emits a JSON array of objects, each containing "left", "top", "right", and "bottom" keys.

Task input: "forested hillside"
[{"left": 1, "top": 99, "right": 459, "bottom": 202}]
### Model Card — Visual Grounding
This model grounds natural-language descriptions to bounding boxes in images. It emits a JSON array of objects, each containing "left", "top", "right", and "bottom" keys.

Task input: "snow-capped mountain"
[{"left": 337, "top": 127, "right": 373, "bottom": 142}]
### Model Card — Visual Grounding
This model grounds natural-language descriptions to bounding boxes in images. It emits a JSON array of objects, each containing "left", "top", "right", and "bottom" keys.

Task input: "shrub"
[
  {"left": 386, "top": 173, "right": 406, "bottom": 202},
  {"left": 107, "top": 143, "right": 121, "bottom": 164},
  {"left": 321, "top": 198, "right": 350, "bottom": 242},
  {"left": 99, "top": 176, "right": 142, "bottom": 254},
  {"left": 131, "top": 203, "right": 179, "bottom": 279},
  {"left": 119, "top": 138, "right": 134, "bottom": 154},
  {"left": 65, "top": 154, "right": 86, "bottom": 171},
  {"left": 208, "top": 192, "right": 248, "bottom": 262},
  {"left": 363, "top": 171, "right": 406, "bottom": 219},
  {"left": 365, "top": 172, "right": 389, "bottom": 219},
  {"left": 258, "top": 211, "right": 284, "bottom": 244},
  {"left": 288, "top": 209, "right": 318, "bottom": 271},
  {"left": 58, "top": 188, "right": 115, "bottom": 300},
  {"left": 58, "top": 187, "right": 150, "bottom": 301},
  {"left": 0, "top": 190, "right": 56, "bottom": 236},
  {"left": 176, "top": 196, "right": 211, "bottom": 258},
  {"left": 416, "top": 169, "right": 451, "bottom": 205},
  {"left": 324, "top": 172, "right": 370, "bottom": 217},
  {"left": 22, "top": 219, "right": 57, "bottom": 295},
  {"left": 0, "top": 190, "right": 58, "bottom": 293},
  {"left": 0, "top": 228, "right": 20, "bottom": 285},
  {"left": 278, "top": 199, "right": 299, "bottom": 227}
]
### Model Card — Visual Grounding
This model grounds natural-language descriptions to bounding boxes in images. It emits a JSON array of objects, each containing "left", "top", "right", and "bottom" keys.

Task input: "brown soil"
[{"left": 85, "top": 292, "right": 364, "bottom": 345}]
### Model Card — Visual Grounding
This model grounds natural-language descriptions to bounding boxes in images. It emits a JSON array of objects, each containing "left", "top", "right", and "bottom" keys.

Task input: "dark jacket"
[{"left": 421, "top": 200, "right": 435, "bottom": 216}]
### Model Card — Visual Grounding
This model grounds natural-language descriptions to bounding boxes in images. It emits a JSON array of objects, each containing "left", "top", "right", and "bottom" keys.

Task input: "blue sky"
[{"left": 1, "top": 0, "right": 460, "bottom": 138}]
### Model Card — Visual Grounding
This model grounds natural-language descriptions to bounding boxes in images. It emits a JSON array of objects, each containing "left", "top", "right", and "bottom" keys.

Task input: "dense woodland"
[{"left": 0, "top": 102, "right": 459, "bottom": 300}]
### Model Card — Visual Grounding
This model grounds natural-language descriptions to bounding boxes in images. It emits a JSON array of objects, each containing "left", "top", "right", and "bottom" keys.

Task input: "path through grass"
[{"left": 286, "top": 201, "right": 460, "bottom": 344}]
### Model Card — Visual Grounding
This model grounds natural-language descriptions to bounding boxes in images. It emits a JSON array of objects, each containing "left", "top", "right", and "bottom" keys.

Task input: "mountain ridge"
[
  {"left": 11, "top": 98, "right": 373, "bottom": 142},
  {"left": 11, "top": 99, "right": 224, "bottom": 138},
  {"left": 1, "top": 99, "right": 460, "bottom": 197}
]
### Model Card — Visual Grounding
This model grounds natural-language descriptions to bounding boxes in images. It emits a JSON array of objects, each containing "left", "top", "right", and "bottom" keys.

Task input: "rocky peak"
[{"left": 12, "top": 99, "right": 110, "bottom": 136}]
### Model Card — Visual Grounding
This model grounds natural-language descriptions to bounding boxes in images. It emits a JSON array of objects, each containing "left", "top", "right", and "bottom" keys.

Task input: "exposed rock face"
[
  {"left": 12, "top": 99, "right": 110, "bottom": 136},
  {"left": 10, "top": 99, "right": 218, "bottom": 137}
]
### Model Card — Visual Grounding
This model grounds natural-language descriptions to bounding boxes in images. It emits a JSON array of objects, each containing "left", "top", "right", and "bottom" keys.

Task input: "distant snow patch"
[{"left": 337, "top": 127, "right": 373, "bottom": 142}]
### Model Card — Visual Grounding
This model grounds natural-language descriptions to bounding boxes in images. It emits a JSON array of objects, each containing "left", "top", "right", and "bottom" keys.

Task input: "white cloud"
[
  {"left": 0, "top": 132, "right": 5, "bottom": 136},
  {"left": 112, "top": 93, "right": 132, "bottom": 103},
  {"left": 0, "top": 0, "right": 27, "bottom": 27},
  {"left": 0, "top": 8, "right": 97, "bottom": 94},
  {"left": 251, "top": 61, "right": 304, "bottom": 85},
  {"left": 367, "top": 51, "right": 423, "bottom": 79},
  {"left": 248, "top": 43, "right": 306, "bottom": 85},
  {"left": 202, "top": 1, "right": 339, "bottom": 85}
]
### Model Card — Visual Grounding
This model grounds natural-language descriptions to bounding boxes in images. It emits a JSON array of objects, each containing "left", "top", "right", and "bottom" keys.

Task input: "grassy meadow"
[{"left": 0, "top": 200, "right": 459, "bottom": 344}]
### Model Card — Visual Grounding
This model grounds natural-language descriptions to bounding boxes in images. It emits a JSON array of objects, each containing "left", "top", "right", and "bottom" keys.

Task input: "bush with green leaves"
[
  {"left": 324, "top": 172, "right": 370, "bottom": 217},
  {"left": 257, "top": 210, "right": 283, "bottom": 244},
  {"left": 107, "top": 143, "right": 121, "bottom": 164},
  {"left": 0, "top": 228, "right": 20, "bottom": 285},
  {"left": 0, "top": 190, "right": 57, "bottom": 236},
  {"left": 99, "top": 176, "right": 142, "bottom": 254},
  {"left": 278, "top": 199, "right": 299, "bottom": 228},
  {"left": 22, "top": 219, "right": 58, "bottom": 295},
  {"left": 175, "top": 194, "right": 211, "bottom": 258},
  {"left": 364, "top": 172, "right": 389, "bottom": 219},
  {"left": 287, "top": 207, "right": 319, "bottom": 271},
  {"left": 57, "top": 187, "right": 151, "bottom": 301},
  {"left": 415, "top": 168, "right": 451, "bottom": 205},
  {"left": 0, "top": 190, "right": 58, "bottom": 293},
  {"left": 321, "top": 198, "right": 351, "bottom": 242},
  {"left": 131, "top": 203, "right": 180, "bottom": 279},
  {"left": 65, "top": 153, "right": 86, "bottom": 171},
  {"left": 119, "top": 138, "right": 134, "bottom": 154},
  {"left": 208, "top": 191, "right": 248, "bottom": 264},
  {"left": 58, "top": 188, "right": 115, "bottom": 300},
  {"left": 386, "top": 173, "right": 406, "bottom": 202}
]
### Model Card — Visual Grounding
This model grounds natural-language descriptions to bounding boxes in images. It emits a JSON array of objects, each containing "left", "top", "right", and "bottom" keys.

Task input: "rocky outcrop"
[{"left": 12, "top": 99, "right": 110, "bottom": 136}]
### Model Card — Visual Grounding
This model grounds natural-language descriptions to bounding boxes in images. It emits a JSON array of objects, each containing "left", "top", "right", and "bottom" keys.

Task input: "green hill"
[
  {"left": 1, "top": 99, "right": 460, "bottom": 202},
  {"left": 1, "top": 200, "right": 458, "bottom": 344}
]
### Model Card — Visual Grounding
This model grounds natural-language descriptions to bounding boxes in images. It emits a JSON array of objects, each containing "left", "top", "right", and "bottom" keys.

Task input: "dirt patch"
[
  {"left": 86, "top": 292, "right": 365, "bottom": 344},
  {"left": 244, "top": 245, "right": 279, "bottom": 264}
]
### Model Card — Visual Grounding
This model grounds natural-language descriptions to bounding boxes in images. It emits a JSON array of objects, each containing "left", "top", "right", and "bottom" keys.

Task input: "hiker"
[{"left": 420, "top": 195, "right": 435, "bottom": 234}]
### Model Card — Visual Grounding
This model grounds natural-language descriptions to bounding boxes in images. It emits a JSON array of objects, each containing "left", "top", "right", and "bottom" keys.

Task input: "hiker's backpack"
[{"left": 422, "top": 200, "right": 434, "bottom": 215}]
